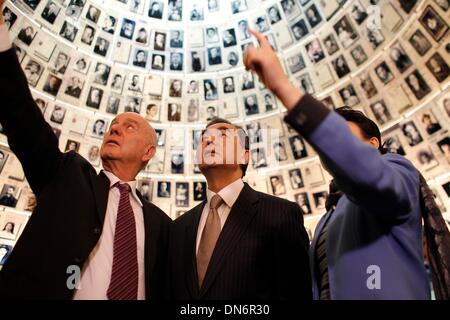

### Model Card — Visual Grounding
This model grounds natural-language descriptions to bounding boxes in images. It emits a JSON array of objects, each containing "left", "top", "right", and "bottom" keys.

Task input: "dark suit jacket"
[
  {"left": 0, "top": 48, "right": 171, "bottom": 300},
  {"left": 169, "top": 183, "right": 312, "bottom": 300}
]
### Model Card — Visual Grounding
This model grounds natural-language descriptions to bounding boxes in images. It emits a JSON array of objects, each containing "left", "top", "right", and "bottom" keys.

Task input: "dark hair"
[
  {"left": 203, "top": 118, "right": 250, "bottom": 177},
  {"left": 334, "top": 107, "right": 386, "bottom": 153},
  {"left": 3, "top": 222, "right": 15, "bottom": 233}
]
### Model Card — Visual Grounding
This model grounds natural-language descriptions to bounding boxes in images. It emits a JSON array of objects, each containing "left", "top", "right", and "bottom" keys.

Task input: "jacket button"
[{"left": 93, "top": 228, "right": 101, "bottom": 235}]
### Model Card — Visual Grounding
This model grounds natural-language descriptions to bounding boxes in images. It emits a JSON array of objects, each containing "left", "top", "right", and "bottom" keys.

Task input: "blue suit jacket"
[{"left": 285, "top": 95, "right": 431, "bottom": 300}]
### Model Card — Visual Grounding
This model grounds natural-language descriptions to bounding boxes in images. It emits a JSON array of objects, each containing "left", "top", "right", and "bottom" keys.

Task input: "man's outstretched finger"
[{"left": 249, "top": 28, "right": 270, "bottom": 49}]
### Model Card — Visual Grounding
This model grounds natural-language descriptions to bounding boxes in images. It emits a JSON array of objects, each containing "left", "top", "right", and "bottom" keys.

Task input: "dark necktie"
[
  {"left": 197, "top": 194, "right": 224, "bottom": 288},
  {"left": 107, "top": 183, "right": 138, "bottom": 300}
]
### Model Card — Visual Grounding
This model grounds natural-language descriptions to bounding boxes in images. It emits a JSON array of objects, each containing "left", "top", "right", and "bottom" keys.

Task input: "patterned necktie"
[
  {"left": 197, "top": 194, "right": 224, "bottom": 289},
  {"left": 107, "top": 183, "right": 138, "bottom": 300}
]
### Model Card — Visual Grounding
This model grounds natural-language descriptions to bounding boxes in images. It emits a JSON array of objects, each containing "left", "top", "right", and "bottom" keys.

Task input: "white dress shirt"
[
  {"left": 73, "top": 171, "right": 146, "bottom": 300},
  {"left": 196, "top": 178, "right": 245, "bottom": 254},
  {"left": 0, "top": 23, "right": 12, "bottom": 52}
]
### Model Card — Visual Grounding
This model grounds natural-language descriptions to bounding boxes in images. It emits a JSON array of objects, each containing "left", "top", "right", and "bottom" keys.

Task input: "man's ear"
[
  {"left": 369, "top": 137, "right": 380, "bottom": 150},
  {"left": 142, "top": 145, "right": 156, "bottom": 163}
]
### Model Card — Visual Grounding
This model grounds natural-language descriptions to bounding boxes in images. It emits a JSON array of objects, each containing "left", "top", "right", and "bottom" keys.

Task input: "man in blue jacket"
[{"left": 244, "top": 29, "right": 430, "bottom": 299}]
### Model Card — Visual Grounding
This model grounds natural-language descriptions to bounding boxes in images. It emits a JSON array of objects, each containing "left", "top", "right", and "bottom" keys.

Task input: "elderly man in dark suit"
[
  {"left": 168, "top": 117, "right": 311, "bottom": 299},
  {"left": 0, "top": 3, "right": 171, "bottom": 300}
]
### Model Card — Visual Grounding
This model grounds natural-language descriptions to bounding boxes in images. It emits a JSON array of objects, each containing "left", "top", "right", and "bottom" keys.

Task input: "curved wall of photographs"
[{"left": 0, "top": 0, "right": 450, "bottom": 255}]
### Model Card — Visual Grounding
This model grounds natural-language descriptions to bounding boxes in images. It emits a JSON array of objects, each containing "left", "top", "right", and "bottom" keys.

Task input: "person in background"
[
  {"left": 244, "top": 29, "right": 431, "bottom": 299},
  {"left": 169, "top": 118, "right": 311, "bottom": 300}
]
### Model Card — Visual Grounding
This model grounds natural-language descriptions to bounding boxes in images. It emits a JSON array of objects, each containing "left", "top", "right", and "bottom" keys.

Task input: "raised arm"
[
  {"left": 244, "top": 29, "right": 418, "bottom": 222},
  {"left": 0, "top": 3, "right": 62, "bottom": 195}
]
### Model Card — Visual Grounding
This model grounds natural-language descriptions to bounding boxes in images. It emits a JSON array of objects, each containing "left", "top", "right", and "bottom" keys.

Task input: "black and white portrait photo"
[
  {"left": 273, "top": 142, "right": 288, "bottom": 162},
  {"left": 85, "top": 4, "right": 100, "bottom": 23},
  {"left": 175, "top": 182, "right": 189, "bottom": 207},
  {"left": 73, "top": 57, "right": 90, "bottom": 74},
  {"left": 193, "top": 181, "right": 207, "bottom": 201},
  {"left": 237, "top": 19, "right": 250, "bottom": 40},
  {"left": 0, "top": 150, "right": 9, "bottom": 174},
  {"left": 137, "top": 179, "right": 153, "bottom": 202},
  {"left": 370, "top": 100, "right": 392, "bottom": 125},
  {"left": 289, "top": 168, "right": 304, "bottom": 189},
  {"left": 207, "top": 47, "right": 222, "bottom": 66},
  {"left": 270, "top": 175, "right": 286, "bottom": 196},
  {"left": 94, "top": 37, "right": 110, "bottom": 57},
  {"left": 305, "top": 4, "right": 322, "bottom": 28},
  {"left": 0, "top": 185, "right": 19, "bottom": 208},
  {"left": 64, "top": 76, "right": 84, "bottom": 98},
  {"left": 128, "top": 74, "right": 143, "bottom": 92},
  {"left": 171, "top": 151, "right": 184, "bottom": 174},
  {"left": 135, "top": 27, "right": 149, "bottom": 45},
  {"left": 359, "top": 73, "right": 378, "bottom": 99},
  {"left": 289, "top": 135, "right": 307, "bottom": 160},
  {"left": 204, "top": 79, "right": 218, "bottom": 100},
  {"left": 295, "top": 193, "right": 311, "bottom": 214},
  {"left": 17, "top": 25, "right": 36, "bottom": 46},
  {"left": 65, "top": 0, "right": 85, "bottom": 20},
  {"left": 167, "top": 103, "right": 181, "bottom": 121},
  {"left": 80, "top": 25, "right": 95, "bottom": 46},
  {"left": 405, "top": 70, "right": 431, "bottom": 100},
  {"left": 351, "top": 1, "right": 368, "bottom": 25},
  {"left": 426, "top": 52, "right": 450, "bottom": 83},
  {"left": 169, "top": 79, "right": 183, "bottom": 98},
  {"left": 154, "top": 31, "right": 166, "bottom": 51},
  {"left": 375, "top": 62, "right": 394, "bottom": 85},
  {"left": 332, "top": 55, "right": 351, "bottom": 79},
  {"left": 110, "top": 73, "right": 124, "bottom": 92},
  {"left": 420, "top": 110, "right": 442, "bottom": 135},
  {"left": 409, "top": 29, "right": 432, "bottom": 56},
  {"left": 384, "top": 135, "right": 405, "bottom": 155},
  {"left": 305, "top": 39, "right": 325, "bottom": 64},
  {"left": 170, "top": 30, "right": 183, "bottom": 48},
  {"left": 24, "top": 60, "right": 43, "bottom": 87},
  {"left": 23, "top": 0, "right": 41, "bottom": 11},
  {"left": 251, "top": 148, "right": 267, "bottom": 169},
  {"left": 41, "top": 0, "right": 60, "bottom": 24},
  {"left": 190, "top": 3, "right": 204, "bottom": 21},
  {"left": 339, "top": 84, "right": 360, "bottom": 107},
  {"left": 323, "top": 34, "right": 340, "bottom": 56},
  {"left": 419, "top": 5, "right": 449, "bottom": 41},
  {"left": 281, "top": 0, "right": 300, "bottom": 20},
  {"left": 91, "top": 118, "right": 108, "bottom": 138},
  {"left": 231, "top": 0, "right": 247, "bottom": 14},
  {"left": 120, "top": 18, "right": 136, "bottom": 40},
  {"left": 50, "top": 105, "right": 66, "bottom": 124},
  {"left": 64, "top": 139, "right": 80, "bottom": 153},
  {"left": 290, "top": 19, "right": 309, "bottom": 41},
  {"left": 149, "top": 0, "right": 163, "bottom": 19},
  {"left": 191, "top": 51, "right": 205, "bottom": 72},
  {"left": 151, "top": 53, "right": 165, "bottom": 71},
  {"left": 86, "top": 87, "right": 103, "bottom": 109},
  {"left": 124, "top": 96, "right": 141, "bottom": 113},
  {"left": 102, "top": 15, "right": 117, "bottom": 34},
  {"left": 402, "top": 121, "right": 423, "bottom": 147},
  {"left": 246, "top": 122, "right": 262, "bottom": 144},
  {"left": 390, "top": 44, "right": 412, "bottom": 73},
  {"left": 241, "top": 72, "right": 255, "bottom": 90},
  {"left": 333, "top": 15, "right": 359, "bottom": 49},
  {"left": 59, "top": 21, "right": 78, "bottom": 42},
  {"left": 350, "top": 45, "right": 368, "bottom": 66},
  {"left": 93, "top": 62, "right": 111, "bottom": 85},
  {"left": 244, "top": 94, "right": 259, "bottom": 116},
  {"left": 51, "top": 51, "right": 70, "bottom": 74},
  {"left": 267, "top": 5, "right": 282, "bottom": 25},
  {"left": 286, "top": 53, "right": 306, "bottom": 74},
  {"left": 157, "top": 181, "right": 171, "bottom": 198},
  {"left": 43, "top": 74, "right": 62, "bottom": 96},
  {"left": 170, "top": 52, "right": 183, "bottom": 71},
  {"left": 106, "top": 96, "right": 120, "bottom": 115},
  {"left": 132, "top": 49, "right": 148, "bottom": 68},
  {"left": 313, "top": 191, "right": 328, "bottom": 211},
  {"left": 3, "top": 7, "right": 17, "bottom": 30},
  {"left": 223, "top": 76, "right": 235, "bottom": 93},
  {"left": 223, "top": 28, "right": 237, "bottom": 48}
]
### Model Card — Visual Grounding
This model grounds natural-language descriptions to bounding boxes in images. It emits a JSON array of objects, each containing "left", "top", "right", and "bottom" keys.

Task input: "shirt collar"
[
  {"left": 102, "top": 170, "right": 143, "bottom": 207},
  {"left": 206, "top": 178, "right": 244, "bottom": 209}
]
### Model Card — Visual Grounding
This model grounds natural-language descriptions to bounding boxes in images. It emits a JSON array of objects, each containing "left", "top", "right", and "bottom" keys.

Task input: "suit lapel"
[
  {"left": 185, "top": 202, "right": 205, "bottom": 298},
  {"left": 88, "top": 170, "right": 110, "bottom": 225},
  {"left": 136, "top": 191, "right": 161, "bottom": 299},
  {"left": 199, "top": 183, "right": 259, "bottom": 298}
]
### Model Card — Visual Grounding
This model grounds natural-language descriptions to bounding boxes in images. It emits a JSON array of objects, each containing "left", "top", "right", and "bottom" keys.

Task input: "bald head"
[{"left": 100, "top": 112, "right": 157, "bottom": 180}]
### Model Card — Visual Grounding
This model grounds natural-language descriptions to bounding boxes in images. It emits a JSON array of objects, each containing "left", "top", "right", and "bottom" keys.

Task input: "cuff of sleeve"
[
  {"left": 0, "top": 24, "right": 12, "bottom": 52},
  {"left": 284, "top": 94, "right": 331, "bottom": 138}
]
